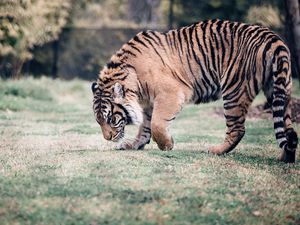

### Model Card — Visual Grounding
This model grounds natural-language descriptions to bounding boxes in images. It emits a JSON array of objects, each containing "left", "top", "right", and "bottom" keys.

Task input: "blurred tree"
[
  {"left": 3, "top": 0, "right": 294, "bottom": 80},
  {"left": 71, "top": 0, "right": 164, "bottom": 28},
  {"left": 127, "top": 0, "right": 161, "bottom": 27},
  {"left": 245, "top": 4, "right": 282, "bottom": 29},
  {"left": 284, "top": 0, "right": 300, "bottom": 82},
  {"left": 0, "top": 0, "right": 71, "bottom": 79},
  {"left": 171, "top": 0, "right": 282, "bottom": 27},
  {"left": 168, "top": 0, "right": 174, "bottom": 29},
  {"left": 70, "top": 0, "right": 130, "bottom": 28}
]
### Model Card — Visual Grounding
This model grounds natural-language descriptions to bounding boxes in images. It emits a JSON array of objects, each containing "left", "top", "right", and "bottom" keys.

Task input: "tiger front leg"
[
  {"left": 151, "top": 121, "right": 174, "bottom": 150},
  {"left": 116, "top": 108, "right": 152, "bottom": 150},
  {"left": 151, "top": 95, "right": 183, "bottom": 151}
]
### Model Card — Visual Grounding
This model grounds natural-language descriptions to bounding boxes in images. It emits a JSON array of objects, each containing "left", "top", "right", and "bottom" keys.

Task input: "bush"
[
  {"left": 0, "top": 77, "right": 90, "bottom": 112},
  {"left": 0, "top": 0, "right": 72, "bottom": 78},
  {"left": 0, "top": 78, "right": 53, "bottom": 101},
  {"left": 0, "top": 77, "right": 53, "bottom": 111}
]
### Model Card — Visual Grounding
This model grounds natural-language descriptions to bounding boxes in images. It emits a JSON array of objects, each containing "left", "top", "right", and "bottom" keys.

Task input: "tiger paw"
[
  {"left": 116, "top": 141, "right": 149, "bottom": 150},
  {"left": 208, "top": 145, "right": 227, "bottom": 155},
  {"left": 157, "top": 137, "right": 174, "bottom": 151},
  {"left": 279, "top": 150, "right": 296, "bottom": 163}
]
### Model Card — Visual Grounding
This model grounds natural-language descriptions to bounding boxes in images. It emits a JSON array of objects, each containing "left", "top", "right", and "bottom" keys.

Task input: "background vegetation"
[
  {"left": 1, "top": 0, "right": 299, "bottom": 81},
  {"left": 0, "top": 0, "right": 71, "bottom": 78}
]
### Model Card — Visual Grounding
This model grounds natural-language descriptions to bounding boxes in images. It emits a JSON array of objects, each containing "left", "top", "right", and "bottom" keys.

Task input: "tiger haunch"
[{"left": 92, "top": 19, "right": 298, "bottom": 163}]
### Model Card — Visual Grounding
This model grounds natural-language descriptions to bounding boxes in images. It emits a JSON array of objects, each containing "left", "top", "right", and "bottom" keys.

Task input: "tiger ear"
[
  {"left": 113, "top": 82, "right": 124, "bottom": 103},
  {"left": 91, "top": 82, "right": 98, "bottom": 94}
]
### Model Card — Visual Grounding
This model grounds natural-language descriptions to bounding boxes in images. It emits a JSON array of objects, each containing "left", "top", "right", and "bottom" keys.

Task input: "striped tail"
[{"left": 272, "top": 46, "right": 298, "bottom": 163}]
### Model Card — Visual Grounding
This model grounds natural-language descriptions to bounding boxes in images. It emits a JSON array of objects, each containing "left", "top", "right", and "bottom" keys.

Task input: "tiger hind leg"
[
  {"left": 263, "top": 71, "right": 298, "bottom": 163},
  {"left": 270, "top": 51, "right": 298, "bottom": 163},
  {"left": 208, "top": 93, "right": 253, "bottom": 155},
  {"left": 279, "top": 94, "right": 298, "bottom": 163}
]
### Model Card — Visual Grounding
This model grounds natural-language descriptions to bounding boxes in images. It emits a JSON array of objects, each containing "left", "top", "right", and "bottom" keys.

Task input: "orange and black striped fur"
[{"left": 92, "top": 19, "right": 298, "bottom": 163}]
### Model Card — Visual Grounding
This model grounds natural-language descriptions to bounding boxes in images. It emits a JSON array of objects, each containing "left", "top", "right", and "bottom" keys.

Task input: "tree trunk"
[
  {"left": 52, "top": 40, "right": 59, "bottom": 79},
  {"left": 168, "top": 0, "right": 174, "bottom": 29},
  {"left": 284, "top": 0, "right": 300, "bottom": 83},
  {"left": 127, "top": 0, "right": 160, "bottom": 26},
  {"left": 11, "top": 58, "right": 24, "bottom": 80}
]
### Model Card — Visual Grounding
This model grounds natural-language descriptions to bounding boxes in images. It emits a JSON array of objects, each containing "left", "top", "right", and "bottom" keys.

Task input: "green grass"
[{"left": 0, "top": 77, "right": 299, "bottom": 225}]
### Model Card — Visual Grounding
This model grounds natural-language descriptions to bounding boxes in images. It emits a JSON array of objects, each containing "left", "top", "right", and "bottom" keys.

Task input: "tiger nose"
[{"left": 103, "top": 132, "right": 113, "bottom": 140}]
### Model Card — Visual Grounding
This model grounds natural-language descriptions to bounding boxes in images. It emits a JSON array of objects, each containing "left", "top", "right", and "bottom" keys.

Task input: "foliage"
[
  {"left": 127, "top": 0, "right": 162, "bottom": 27},
  {"left": 71, "top": 0, "right": 164, "bottom": 28},
  {"left": 0, "top": 77, "right": 85, "bottom": 112},
  {"left": 56, "top": 28, "right": 140, "bottom": 80},
  {"left": 245, "top": 4, "right": 283, "bottom": 29},
  {"left": 0, "top": 77, "right": 52, "bottom": 101},
  {"left": 71, "top": 0, "right": 285, "bottom": 29},
  {"left": 172, "top": 0, "right": 284, "bottom": 27},
  {"left": 71, "top": 0, "right": 128, "bottom": 28},
  {"left": 0, "top": 0, "right": 72, "bottom": 78},
  {"left": 0, "top": 0, "right": 294, "bottom": 80}
]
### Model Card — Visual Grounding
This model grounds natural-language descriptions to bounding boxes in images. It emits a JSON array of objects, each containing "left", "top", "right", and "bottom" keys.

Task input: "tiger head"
[{"left": 91, "top": 66, "right": 143, "bottom": 142}]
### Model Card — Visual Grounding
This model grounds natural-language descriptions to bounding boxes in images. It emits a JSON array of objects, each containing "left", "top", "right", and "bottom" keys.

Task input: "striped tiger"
[{"left": 92, "top": 19, "right": 298, "bottom": 163}]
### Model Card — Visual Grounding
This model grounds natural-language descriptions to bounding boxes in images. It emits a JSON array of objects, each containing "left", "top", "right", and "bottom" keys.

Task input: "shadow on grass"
[
  {"left": 111, "top": 188, "right": 162, "bottom": 204},
  {"left": 175, "top": 134, "right": 223, "bottom": 144},
  {"left": 57, "top": 149, "right": 101, "bottom": 155},
  {"left": 228, "top": 151, "right": 287, "bottom": 167},
  {"left": 148, "top": 149, "right": 207, "bottom": 160}
]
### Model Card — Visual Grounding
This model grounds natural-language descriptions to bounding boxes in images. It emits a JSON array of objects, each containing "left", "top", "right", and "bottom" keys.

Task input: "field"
[{"left": 0, "top": 78, "right": 299, "bottom": 225}]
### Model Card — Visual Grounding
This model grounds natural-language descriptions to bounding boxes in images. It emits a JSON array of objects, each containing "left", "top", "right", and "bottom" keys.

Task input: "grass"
[{"left": 0, "top": 77, "right": 299, "bottom": 225}]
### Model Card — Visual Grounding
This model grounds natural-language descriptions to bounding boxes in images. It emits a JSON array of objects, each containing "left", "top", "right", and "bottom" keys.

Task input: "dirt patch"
[{"left": 215, "top": 97, "right": 300, "bottom": 123}]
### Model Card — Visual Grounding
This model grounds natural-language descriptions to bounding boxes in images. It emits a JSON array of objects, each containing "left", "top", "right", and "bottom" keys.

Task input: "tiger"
[{"left": 92, "top": 19, "right": 298, "bottom": 163}]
